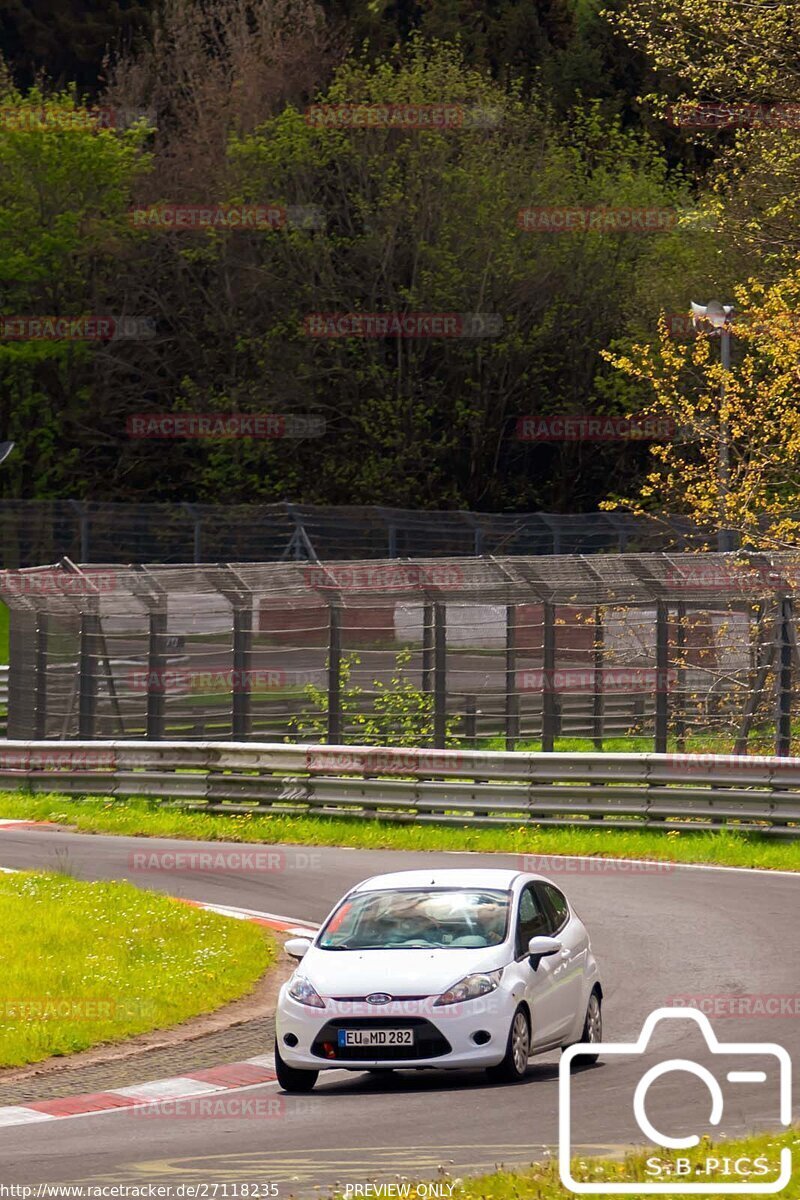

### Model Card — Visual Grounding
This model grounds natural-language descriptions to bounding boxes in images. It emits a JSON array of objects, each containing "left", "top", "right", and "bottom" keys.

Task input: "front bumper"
[{"left": 276, "top": 989, "right": 514, "bottom": 1070}]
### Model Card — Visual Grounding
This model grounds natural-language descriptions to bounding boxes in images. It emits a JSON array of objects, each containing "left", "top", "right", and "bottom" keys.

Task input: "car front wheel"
[
  {"left": 275, "top": 1044, "right": 319, "bottom": 1092},
  {"left": 486, "top": 1006, "right": 530, "bottom": 1083}
]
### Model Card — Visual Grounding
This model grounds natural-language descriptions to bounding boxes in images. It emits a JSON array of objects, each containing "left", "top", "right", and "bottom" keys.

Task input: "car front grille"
[{"left": 311, "top": 1017, "right": 452, "bottom": 1061}]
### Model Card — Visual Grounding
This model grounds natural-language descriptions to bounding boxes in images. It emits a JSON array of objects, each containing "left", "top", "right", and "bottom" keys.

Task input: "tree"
[{"left": 600, "top": 278, "right": 800, "bottom": 548}]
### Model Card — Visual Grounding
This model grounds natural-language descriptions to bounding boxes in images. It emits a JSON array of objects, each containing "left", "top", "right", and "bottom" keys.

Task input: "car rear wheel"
[
  {"left": 275, "top": 1044, "right": 319, "bottom": 1092},
  {"left": 486, "top": 1006, "right": 530, "bottom": 1083},
  {"left": 567, "top": 991, "right": 602, "bottom": 1068}
]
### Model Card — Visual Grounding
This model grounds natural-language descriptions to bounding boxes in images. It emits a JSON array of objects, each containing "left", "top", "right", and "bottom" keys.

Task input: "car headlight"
[
  {"left": 434, "top": 968, "right": 503, "bottom": 1006},
  {"left": 288, "top": 975, "right": 325, "bottom": 1009}
]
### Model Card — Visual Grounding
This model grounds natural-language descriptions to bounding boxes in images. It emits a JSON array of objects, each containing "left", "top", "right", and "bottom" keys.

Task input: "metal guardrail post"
[
  {"left": 655, "top": 599, "right": 669, "bottom": 754},
  {"left": 542, "top": 601, "right": 557, "bottom": 751},
  {"left": 775, "top": 595, "right": 793, "bottom": 756},
  {"left": 505, "top": 605, "right": 519, "bottom": 750},
  {"left": 78, "top": 614, "right": 99, "bottom": 737},
  {"left": 146, "top": 609, "right": 167, "bottom": 740},
  {"left": 232, "top": 603, "right": 253, "bottom": 739},
  {"left": 675, "top": 601, "right": 686, "bottom": 752},
  {"left": 464, "top": 694, "right": 477, "bottom": 746},
  {"left": 327, "top": 600, "right": 342, "bottom": 744},
  {"left": 433, "top": 602, "right": 447, "bottom": 748},
  {"left": 34, "top": 614, "right": 48, "bottom": 738}
]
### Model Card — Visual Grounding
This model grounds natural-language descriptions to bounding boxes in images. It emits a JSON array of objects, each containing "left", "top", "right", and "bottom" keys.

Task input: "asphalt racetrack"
[{"left": 0, "top": 827, "right": 798, "bottom": 1194}]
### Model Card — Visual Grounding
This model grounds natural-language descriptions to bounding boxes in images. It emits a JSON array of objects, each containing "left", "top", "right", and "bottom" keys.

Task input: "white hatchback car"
[{"left": 274, "top": 868, "right": 603, "bottom": 1091}]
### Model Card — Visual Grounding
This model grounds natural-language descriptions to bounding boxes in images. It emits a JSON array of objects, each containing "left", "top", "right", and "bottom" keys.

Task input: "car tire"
[
  {"left": 274, "top": 1044, "right": 319, "bottom": 1093},
  {"left": 566, "top": 990, "right": 602, "bottom": 1068},
  {"left": 486, "top": 1006, "right": 530, "bottom": 1083}
]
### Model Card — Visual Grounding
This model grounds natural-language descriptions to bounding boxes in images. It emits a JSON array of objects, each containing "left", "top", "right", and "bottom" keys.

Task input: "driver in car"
[{"left": 473, "top": 899, "right": 506, "bottom": 946}]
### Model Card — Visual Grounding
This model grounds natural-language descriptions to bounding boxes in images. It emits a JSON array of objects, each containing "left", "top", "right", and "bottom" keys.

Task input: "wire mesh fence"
[
  {"left": 0, "top": 502, "right": 707, "bottom": 567},
  {"left": 2, "top": 552, "right": 799, "bottom": 754}
]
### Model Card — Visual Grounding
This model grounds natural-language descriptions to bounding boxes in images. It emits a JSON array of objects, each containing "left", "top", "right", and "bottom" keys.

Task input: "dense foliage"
[{"left": 0, "top": 0, "right": 797, "bottom": 534}]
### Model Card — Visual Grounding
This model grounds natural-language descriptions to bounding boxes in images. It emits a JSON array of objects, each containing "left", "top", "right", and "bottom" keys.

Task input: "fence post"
[
  {"left": 146, "top": 608, "right": 167, "bottom": 740},
  {"left": 433, "top": 602, "right": 447, "bottom": 748},
  {"left": 505, "top": 605, "right": 519, "bottom": 750},
  {"left": 464, "top": 694, "right": 477, "bottom": 746},
  {"left": 675, "top": 601, "right": 686, "bottom": 752},
  {"left": 655, "top": 599, "right": 669, "bottom": 754},
  {"left": 232, "top": 602, "right": 253, "bottom": 740},
  {"left": 34, "top": 613, "right": 48, "bottom": 738},
  {"left": 592, "top": 606, "right": 604, "bottom": 749},
  {"left": 421, "top": 601, "right": 434, "bottom": 695},
  {"left": 327, "top": 600, "right": 342, "bottom": 744},
  {"left": 775, "top": 595, "right": 793, "bottom": 756},
  {"left": 78, "top": 613, "right": 99, "bottom": 737},
  {"left": 542, "top": 601, "right": 557, "bottom": 751}
]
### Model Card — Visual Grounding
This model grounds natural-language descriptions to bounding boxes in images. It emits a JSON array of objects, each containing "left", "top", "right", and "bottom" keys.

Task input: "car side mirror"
[
  {"left": 527, "top": 935, "right": 562, "bottom": 969},
  {"left": 284, "top": 937, "right": 312, "bottom": 960}
]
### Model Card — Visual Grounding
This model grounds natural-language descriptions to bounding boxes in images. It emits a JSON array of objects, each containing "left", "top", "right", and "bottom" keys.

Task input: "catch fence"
[
  {"left": 0, "top": 502, "right": 705, "bottom": 567},
  {"left": 1, "top": 552, "right": 799, "bottom": 754}
]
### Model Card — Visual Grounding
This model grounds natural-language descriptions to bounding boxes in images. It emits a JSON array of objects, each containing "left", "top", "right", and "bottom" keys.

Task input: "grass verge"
[
  {"left": 1, "top": 791, "right": 799, "bottom": 871},
  {"left": 399, "top": 1129, "right": 799, "bottom": 1199},
  {"left": 0, "top": 869, "right": 275, "bottom": 1068}
]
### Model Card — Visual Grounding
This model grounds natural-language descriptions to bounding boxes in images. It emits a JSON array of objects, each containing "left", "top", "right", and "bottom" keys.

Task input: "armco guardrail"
[{"left": 0, "top": 740, "right": 798, "bottom": 836}]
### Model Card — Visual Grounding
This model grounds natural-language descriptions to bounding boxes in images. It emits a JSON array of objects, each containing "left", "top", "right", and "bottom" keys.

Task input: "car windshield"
[{"left": 317, "top": 888, "right": 511, "bottom": 950}]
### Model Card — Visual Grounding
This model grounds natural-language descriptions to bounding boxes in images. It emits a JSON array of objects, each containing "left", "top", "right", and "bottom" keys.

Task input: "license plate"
[{"left": 338, "top": 1028, "right": 413, "bottom": 1047}]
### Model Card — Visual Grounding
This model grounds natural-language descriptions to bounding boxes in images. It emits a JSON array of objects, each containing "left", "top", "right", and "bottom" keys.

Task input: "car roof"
[{"left": 349, "top": 868, "right": 532, "bottom": 893}]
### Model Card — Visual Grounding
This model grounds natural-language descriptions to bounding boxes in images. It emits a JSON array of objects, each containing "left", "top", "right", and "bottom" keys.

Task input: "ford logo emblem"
[{"left": 366, "top": 992, "right": 392, "bottom": 1004}]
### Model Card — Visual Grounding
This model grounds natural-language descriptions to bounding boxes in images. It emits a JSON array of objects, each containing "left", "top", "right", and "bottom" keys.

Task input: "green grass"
[
  {"left": 1, "top": 791, "right": 798, "bottom": 871},
  {"left": 407, "top": 1128, "right": 799, "bottom": 1199},
  {"left": 0, "top": 869, "right": 275, "bottom": 1067}
]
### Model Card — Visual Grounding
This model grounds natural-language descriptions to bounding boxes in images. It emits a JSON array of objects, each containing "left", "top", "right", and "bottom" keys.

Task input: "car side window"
[
  {"left": 540, "top": 883, "right": 570, "bottom": 933},
  {"left": 515, "top": 884, "right": 550, "bottom": 957}
]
